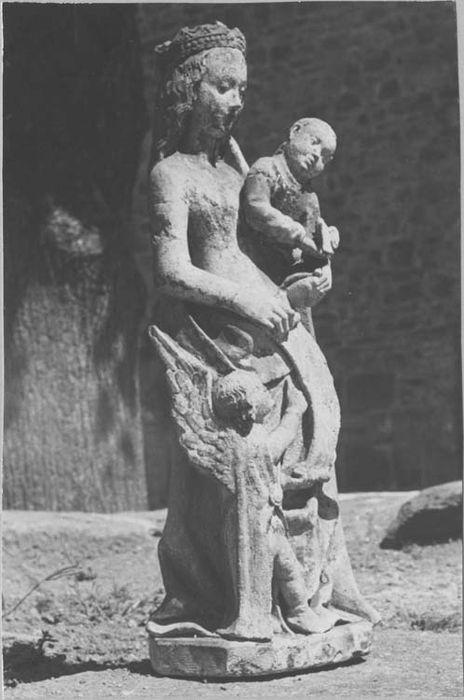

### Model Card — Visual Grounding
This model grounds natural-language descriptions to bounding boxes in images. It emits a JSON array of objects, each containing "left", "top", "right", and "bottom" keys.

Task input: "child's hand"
[
  {"left": 299, "top": 233, "right": 322, "bottom": 256},
  {"left": 328, "top": 225, "right": 339, "bottom": 252},
  {"left": 313, "top": 264, "right": 332, "bottom": 294},
  {"left": 288, "top": 222, "right": 313, "bottom": 249},
  {"left": 316, "top": 217, "right": 339, "bottom": 255}
]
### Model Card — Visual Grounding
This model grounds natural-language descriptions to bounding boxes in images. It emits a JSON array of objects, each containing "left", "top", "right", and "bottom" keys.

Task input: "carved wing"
[{"left": 149, "top": 325, "right": 238, "bottom": 492}]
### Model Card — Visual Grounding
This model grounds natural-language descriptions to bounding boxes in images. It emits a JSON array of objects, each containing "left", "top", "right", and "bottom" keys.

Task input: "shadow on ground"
[
  {"left": 4, "top": 656, "right": 151, "bottom": 688},
  {"left": 4, "top": 650, "right": 367, "bottom": 688}
]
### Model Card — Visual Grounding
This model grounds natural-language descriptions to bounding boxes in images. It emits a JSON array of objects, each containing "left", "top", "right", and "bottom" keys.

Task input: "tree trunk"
[{"left": 4, "top": 5, "right": 148, "bottom": 510}]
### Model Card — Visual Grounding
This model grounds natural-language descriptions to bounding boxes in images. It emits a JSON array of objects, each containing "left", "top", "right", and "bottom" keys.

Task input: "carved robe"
[{"left": 150, "top": 300, "right": 378, "bottom": 638}]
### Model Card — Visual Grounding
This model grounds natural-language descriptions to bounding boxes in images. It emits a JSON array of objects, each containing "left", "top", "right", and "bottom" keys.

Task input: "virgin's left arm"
[{"left": 267, "top": 382, "right": 307, "bottom": 463}]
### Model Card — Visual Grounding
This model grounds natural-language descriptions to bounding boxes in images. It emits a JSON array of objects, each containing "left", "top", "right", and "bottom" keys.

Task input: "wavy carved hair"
[{"left": 151, "top": 49, "right": 212, "bottom": 168}]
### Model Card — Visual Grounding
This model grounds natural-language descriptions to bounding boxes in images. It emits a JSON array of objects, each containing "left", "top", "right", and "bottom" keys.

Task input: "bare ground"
[{"left": 2, "top": 492, "right": 462, "bottom": 698}]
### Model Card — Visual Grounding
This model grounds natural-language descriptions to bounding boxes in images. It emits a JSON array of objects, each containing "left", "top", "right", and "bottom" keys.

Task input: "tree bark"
[{"left": 4, "top": 5, "right": 148, "bottom": 510}]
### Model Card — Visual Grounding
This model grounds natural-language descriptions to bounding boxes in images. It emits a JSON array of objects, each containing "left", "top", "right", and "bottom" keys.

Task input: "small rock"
[
  {"left": 380, "top": 481, "right": 462, "bottom": 549},
  {"left": 75, "top": 566, "right": 97, "bottom": 582},
  {"left": 40, "top": 613, "right": 59, "bottom": 624}
]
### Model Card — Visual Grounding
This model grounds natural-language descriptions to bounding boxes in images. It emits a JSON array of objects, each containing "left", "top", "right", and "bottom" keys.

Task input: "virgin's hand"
[
  {"left": 286, "top": 267, "right": 332, "bottom": 310},
  {"left": 285, "top": 379, "right": 307, "bottom": 415},
  {"left": 226, "top": 137, "right": 249, "bottom": 177},
  {"left": 234, "top": 289, "right": 300, "bottom": 340}
]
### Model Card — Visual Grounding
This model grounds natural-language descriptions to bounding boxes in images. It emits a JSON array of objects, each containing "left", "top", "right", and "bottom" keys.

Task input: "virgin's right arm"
[
  {"left": 149, "top": 164, "right": 245, "bottom": 313},
  {"left": 152, "top": 199, "right": 244, "bottom": 310},
  {"left": 150, "top": 164, "right": 298, "bottom": 336}
]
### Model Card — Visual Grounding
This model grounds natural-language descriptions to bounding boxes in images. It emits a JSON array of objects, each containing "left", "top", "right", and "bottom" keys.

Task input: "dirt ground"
[{"left": 2, "top": 492, "right": 462, "bottom": 698}]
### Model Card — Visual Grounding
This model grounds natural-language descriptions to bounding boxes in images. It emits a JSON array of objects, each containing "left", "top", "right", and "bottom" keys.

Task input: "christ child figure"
[{"left": 242, "top": 117, "right": 340, "bottom": 296}]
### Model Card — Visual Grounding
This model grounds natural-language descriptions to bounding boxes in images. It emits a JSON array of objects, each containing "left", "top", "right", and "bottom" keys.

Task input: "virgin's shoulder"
[
  {"left": 217, "top": 158, "right": 245, "bottom": 185},
  {"left": 150, "top": 153, "right": 189, "bottom": 185},
  {"left": 150, "top": 153, "right": 241, "bottom": 202},
  {"left": 149, "top": 154, "right": 191, "bottom": 201}
]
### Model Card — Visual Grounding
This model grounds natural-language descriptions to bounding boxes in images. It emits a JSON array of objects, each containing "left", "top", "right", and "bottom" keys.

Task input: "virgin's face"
[{"left": 193, "top": 48, "right": 247, "bottom": 138}]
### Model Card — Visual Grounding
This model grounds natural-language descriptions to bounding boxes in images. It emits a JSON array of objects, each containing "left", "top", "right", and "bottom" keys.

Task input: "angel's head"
[{"left": 212, "top": 370, "right": 273, "bottom": 435}]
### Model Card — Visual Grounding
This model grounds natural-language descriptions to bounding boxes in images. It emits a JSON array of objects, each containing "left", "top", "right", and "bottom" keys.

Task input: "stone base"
[{"left": 148, "top": 620, "right": 374, "bottom": 678}]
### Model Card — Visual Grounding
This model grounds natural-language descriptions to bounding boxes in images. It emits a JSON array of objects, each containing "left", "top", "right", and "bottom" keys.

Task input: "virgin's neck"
[{"left": 184, "top": 125, "right": 222, "bottom": 165}]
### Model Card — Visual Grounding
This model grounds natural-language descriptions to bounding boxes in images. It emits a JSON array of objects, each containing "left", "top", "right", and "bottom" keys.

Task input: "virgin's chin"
[
  {"left": 210, "top": 123, "right": 230, "bottom": 138},
  {"left": 299, "top": 171, "right": 313, "bottom": 185},
  {"left": 307, "top": 167, "right": 323, "bottom": 179}
]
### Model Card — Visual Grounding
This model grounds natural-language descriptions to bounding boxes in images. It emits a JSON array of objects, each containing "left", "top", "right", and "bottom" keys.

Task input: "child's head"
[
  {"left": 282, "top": 117, "right": 336, "bottom": 184},
  {"left": 212, "top": 369, "right": 273, "bottom": 435}
]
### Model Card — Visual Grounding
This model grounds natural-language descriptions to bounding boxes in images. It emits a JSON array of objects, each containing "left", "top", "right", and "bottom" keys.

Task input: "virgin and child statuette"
[{"left": 146, "top": 21, "right": 378, "bottom": 678}]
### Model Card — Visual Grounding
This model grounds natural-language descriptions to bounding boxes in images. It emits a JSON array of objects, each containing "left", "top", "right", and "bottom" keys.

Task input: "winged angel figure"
[{"left": 148, "top": 320, "right": 339, "bottom": 640}]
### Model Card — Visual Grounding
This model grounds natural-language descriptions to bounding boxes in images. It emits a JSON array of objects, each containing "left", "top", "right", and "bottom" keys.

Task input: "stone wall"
[{"left": 135, "top": 2, "right": 460, "bottom": 499}]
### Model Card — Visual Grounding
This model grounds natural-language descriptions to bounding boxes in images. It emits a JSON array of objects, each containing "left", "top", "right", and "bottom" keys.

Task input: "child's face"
[
  {"left": 248, "top": 380, "right": 274, "bottom": 423},
  {"left": 285, "top": 119, "right": 336, "bottom": 183},
  {"left": 233, "top": 376, "right": 273, "bottom": 426},
  {"left": 213, "top": 371, "right": 273, "bottom": 430}
]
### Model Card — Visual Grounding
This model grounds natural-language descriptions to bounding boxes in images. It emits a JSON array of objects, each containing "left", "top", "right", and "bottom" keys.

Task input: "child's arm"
[{"left": 243, "top": 159, "right": 307, "bottom": 248}]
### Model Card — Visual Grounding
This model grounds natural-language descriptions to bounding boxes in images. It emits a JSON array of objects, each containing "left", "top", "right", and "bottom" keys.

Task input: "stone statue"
[
  {"left": 241, "top": 117, "right": 340, "bottom": 335},
  {"left": 147, "top": 21, "right": 379, "bottom": 678}
]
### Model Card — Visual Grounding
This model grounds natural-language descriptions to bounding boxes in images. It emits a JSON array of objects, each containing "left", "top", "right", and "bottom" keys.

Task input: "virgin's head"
[{"left": 152, "top": 22, "right": 247, "bottom": 164}]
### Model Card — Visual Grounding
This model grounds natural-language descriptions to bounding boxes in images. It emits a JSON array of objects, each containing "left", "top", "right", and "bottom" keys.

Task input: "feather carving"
[{"left": 149, "top": 324, "right": 250, "bottom": 493}]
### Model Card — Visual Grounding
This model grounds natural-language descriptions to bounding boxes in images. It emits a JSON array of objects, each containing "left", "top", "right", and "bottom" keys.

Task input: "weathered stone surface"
[
  {"left": 148, "top": 620, "right": 374, "bottom": 678},
  {"left": 380, "top": 481, "right": 462, "bottom": 549},
  {"left": 145, "top": 19, "right": 377, "bottom": 677}
]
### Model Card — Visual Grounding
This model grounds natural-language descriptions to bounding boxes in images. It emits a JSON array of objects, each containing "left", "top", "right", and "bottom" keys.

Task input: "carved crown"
[{"left": 155, "top": 21, "right": 246, "bottom": 70}]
